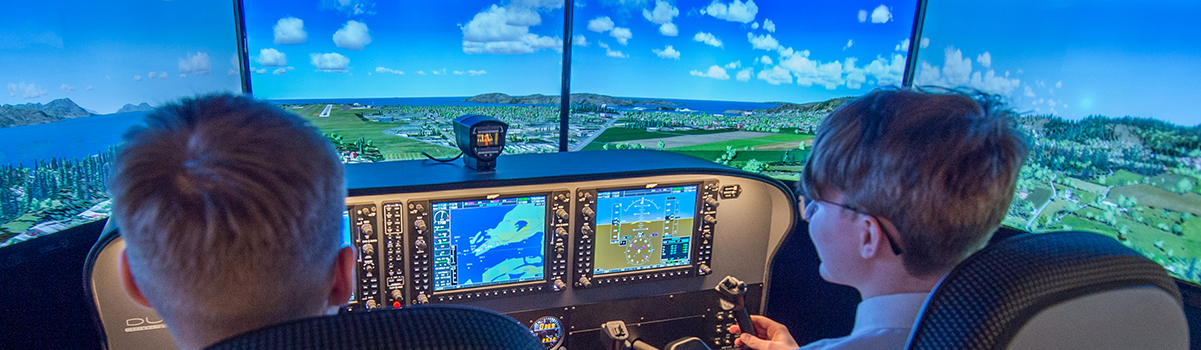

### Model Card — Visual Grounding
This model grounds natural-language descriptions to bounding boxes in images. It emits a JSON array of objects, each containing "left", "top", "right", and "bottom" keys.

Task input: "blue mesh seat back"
[
  {"left": 906, "top": 231, "right": 1183, "bottom": 350},
  {"left": 205, "top": 305, "right": 543, "bottom": 350}
]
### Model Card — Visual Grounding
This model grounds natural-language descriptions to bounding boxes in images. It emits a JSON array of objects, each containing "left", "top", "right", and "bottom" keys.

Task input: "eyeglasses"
[{"left": 802, "top": 197, "right": 904, "bottom": 256}]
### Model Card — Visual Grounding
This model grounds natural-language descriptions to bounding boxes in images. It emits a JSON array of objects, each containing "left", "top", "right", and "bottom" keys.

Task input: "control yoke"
[{"left": 715, "top": 275, "right": 757, "bottom": 338}]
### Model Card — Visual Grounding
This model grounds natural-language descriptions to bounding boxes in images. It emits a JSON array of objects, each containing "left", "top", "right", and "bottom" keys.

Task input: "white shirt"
[{"left": 798, "top": 292, "right": 929, "bottom": 350}]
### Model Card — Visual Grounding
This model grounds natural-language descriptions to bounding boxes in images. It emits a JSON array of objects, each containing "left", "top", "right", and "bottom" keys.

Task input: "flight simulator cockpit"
[{"left": 2, "top": 0, "right": 1200, "bottom": 349}]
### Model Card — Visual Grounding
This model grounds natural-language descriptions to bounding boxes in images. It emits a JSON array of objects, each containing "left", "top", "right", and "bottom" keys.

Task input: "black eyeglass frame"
[{"left": 802, "top": 197, "right": 904, "bottom": 256}]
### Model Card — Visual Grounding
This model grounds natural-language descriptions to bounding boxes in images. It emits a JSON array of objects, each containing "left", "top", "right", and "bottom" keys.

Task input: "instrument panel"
[{"left": 342, "top": 167, "right": 794, "bottom": 350}]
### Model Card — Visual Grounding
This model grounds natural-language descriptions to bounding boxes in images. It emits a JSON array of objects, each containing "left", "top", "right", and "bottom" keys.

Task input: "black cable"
[{"left": 421, "top": 151, "right": 463, "bottom": 163}]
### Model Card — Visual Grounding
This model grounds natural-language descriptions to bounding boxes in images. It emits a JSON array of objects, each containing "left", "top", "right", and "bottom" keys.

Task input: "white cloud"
[
  {"left": 763, "top": 18, "right": 775, "bottom": 32},
  {"left": 693, "top": 32, "right": 723, "bottom": 47},
  {"left": 652, "top": 45, "right": 680, "bottom": 59},
  {"left": 160, "top": 71, "right": 168, "bottom": 79},
  {"left": 461, "top": 4, "right": 561, "bottom": 55},
  {"left": 1056, "top": 80, "right": 1063, "bottom": 88},
  {"left": 861, "top": 53, "right": 906, "bottom": 86},
  {"left": 432, "top": 69, "right": 446, "bottom": 75},
  {"left": 333, "top": 20, "right": 372, "bottom": 50},
  {"left": 310, "top": 52, "right": 350, "bottom": 72},
  {"left": 148, "top": 72, "right": 157, "bottom": 79},
  {"left": 86, "top": 85, "right": 93, "bottom": 91},
  {"left": 747, "top": 33, "right": 778, "bottom": 50},
  {"left": 778, "top": 54, "right": 844, "bottom": 89},
  {"left": 375, "top": 67, "right": 403, "bottom": 75},
  {"left": 752, "top": 22, "right": 760, "bottom": 29},
  {"left": 895, "top": 38, "right": 909, "bottom": 51},
  {"left": 454, "top": 71, "right": 464, "bottom": 75},
  {"left": 736, "top": 68, "right": 753, "bottom": 82},
  {"left": 941, "top": 47, "right": 972, "bottom": 86},
  {"left": 976, "top": 52, "right": 991, "bottom": 68},
  {"left": 760, "top": 55, "right": 772, "bottom": 65},
  {"left": 257, "top": 48, "right": 287, "bottom": 67},
  {"left": 858, "top": 9, "right": 867, "bottom": 23},
  {"left": 133, "top": 75, "right": 142, "bottom": 81},
  {"left": 659, "top": 23, "right": 679, "bottom": 36},
  {"left": 844, "top": 58, "right": 867, "bottom": 89},
  {"left": 725, "top": 61, "right": 741, "bottom": 69},
  {"left": 574, "top": 35, "right": 589, "bottom": 46},
  {"left": 274, "top": 17, "right": 307, "bottom": 45},
  {"left": 273, "top": 68, "right": 290, "bottom": 75},
  {"left": 231, "top": 54, "right": 238, "bottom": 68},
  {"left": 701, "top": 0, "right": 758, "bottom": 23},
  {"left": 588, "top": 16, "right": 616, "bottom": 32},
  {"left": 642, "top": 0, "right": 678, "bottom": 24},
  {"left": 610, "top": 27, "right": 632, "bottom": 45},
  {"left": 9, "top": 82, "right": 47, "bottom": 98},
  {"left": 179, "top": 52, "right": 212, "bottom": 76},
  {"left": 756, "top": 65, "right": 792, "bottom": 85},
  {"left": 227, "top": 69, "right": 237, "bottom": 76},
  {"left": 843, "top": 39, "right": 853, "bottom": 50},
  {"left": 417, "top": 71, "right": 426, "bottom": 75},
  {"left": 1024, "top": 85, "right": 1036, "bottom": 98},
  {"left": 469, "top": 70, "right": 487, "bottom": 75},
  {"left": 921, "top": 37, "right": 930, "bottom": 48},
  {"left": 916, "top": 47, "right": 1020, "bottom": 96},
  {"left": 970, "top": 70, "right": 1020, "bottom": 96},
  {"left": 323, "top": 0, "right": 376, "bottom": 16},
  {"left": 871, "top": 5, "right": 892, "bottom": 23},
  {"left": 690, "top": 65, "right": 730, "bottom": 80},
  {"left": 599, "top": 42, "right": 628, "bottom": 58},
  {"left": 254, "top": 68, "right": 267, "bottom": 74}
]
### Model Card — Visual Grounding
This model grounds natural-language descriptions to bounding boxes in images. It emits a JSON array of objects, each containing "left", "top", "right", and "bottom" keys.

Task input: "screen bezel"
[
  {"left": 590, "top": 183, "right": 702, "bottom": 277},
  {"left": 426, "top": 192, "right": 553, "bottom": 294}
]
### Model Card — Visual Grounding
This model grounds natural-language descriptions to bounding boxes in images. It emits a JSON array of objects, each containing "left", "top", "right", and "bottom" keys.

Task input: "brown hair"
[
  {"left": 801, "top": 88, "right": 1028, "bottom": 277},
  {"left": 110, "top": 93, "right": 345, "bottom": 326}
]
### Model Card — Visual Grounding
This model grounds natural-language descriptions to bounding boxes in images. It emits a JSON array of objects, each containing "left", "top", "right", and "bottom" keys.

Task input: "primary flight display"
[{"left": 593, "top": 186, "right": 697, "bottom": 275}]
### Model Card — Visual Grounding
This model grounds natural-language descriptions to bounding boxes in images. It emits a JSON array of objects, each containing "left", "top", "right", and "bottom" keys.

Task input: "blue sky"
[
  {"left": 572, "top": 0, "right": 917, "bottom": 104},
  {"left": 243, "top": 0, "right": 567, "bottom": 100},
  {"left": 0, "top": 0, "right": 242, "bottom": 114},
  {"left": 915, "top": 0, "right": 1201, "bottom": 126}
]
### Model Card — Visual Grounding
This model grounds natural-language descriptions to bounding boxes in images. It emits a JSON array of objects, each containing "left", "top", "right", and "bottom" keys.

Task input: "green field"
[
  {"left": 292, "top": 105, "right": 458, "bottom": 159},
  {"left": 592, "top": 128, "right": 678, "bottom": 142}
]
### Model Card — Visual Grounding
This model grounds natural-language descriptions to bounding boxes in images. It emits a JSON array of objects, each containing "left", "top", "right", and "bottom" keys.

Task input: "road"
[{"left": 569, "top": 117, "right": 618, "bottom": 151}]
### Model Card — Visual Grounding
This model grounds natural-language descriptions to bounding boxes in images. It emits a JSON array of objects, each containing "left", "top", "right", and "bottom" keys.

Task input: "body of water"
[{"left": 0, "top": 111, "right": 147, "bottom": 167}]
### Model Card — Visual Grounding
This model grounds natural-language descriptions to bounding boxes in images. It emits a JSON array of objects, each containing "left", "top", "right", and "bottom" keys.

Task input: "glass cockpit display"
[
  {"left": 593, "top": 186, "right": 697, "bottom": 275},
  {"left": 431, "top": 196, "right": 548, "bottom": 292}
]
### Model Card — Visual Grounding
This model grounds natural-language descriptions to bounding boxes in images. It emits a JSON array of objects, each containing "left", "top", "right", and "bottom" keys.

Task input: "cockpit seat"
[
  {"left": 905, "top": 231, "right": 1188, "bottom": 350},
  {"left": 205, "top": 304, "right": 543, "bottom": 350}
]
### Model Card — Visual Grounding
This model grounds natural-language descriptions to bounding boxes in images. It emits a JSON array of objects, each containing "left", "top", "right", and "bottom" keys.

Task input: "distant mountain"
[
  {"left": 0, "top": 98, "right": 94, "bottom": 128},
  {"left": 763, "top": 97, "right": 856, "bottom": 114},
  {"left": 464, "top": 93, "right": 684, "bottom": 107},
  {"left": 117, "top": 103, "right": 154, "bottom": 113}
]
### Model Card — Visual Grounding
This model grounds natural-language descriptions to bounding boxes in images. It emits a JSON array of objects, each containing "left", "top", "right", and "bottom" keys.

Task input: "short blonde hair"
[
  {"left": 801, "top": 88, "right": 1028, "bottom": 277},
  {"left": 110, "top": 94, "right": 345, "bottom": 326}
]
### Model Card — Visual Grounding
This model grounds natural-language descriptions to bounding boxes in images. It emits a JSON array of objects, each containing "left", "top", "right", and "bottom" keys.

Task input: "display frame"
[
  {"left": 404, "top": 190, "right": 572, "bottom": 304},
  {"left": 572, "top": 180, "right": 720, "bottom": 289}
]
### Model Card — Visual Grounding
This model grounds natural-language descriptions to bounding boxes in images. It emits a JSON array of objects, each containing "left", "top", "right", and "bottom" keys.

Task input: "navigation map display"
[
  {"left": 431, "top": 196, "right": 547, "bottom": 292},
  {"left": 594, "top": 186, "right": 697, "bottom": 275}
]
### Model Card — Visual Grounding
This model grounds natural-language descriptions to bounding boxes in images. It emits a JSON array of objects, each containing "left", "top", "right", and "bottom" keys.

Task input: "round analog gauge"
[
  {"left": 530, "top": 316, "right": 564, "bottom": 350},
  {"left": 625, "top": 236, "right": 655, "bottom": 265}
]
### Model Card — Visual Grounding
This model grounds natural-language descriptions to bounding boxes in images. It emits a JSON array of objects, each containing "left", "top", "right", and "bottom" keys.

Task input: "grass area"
[
  {"left": 668, "top": 128, "right": 739, "bottom": 135},
  {"left": 593, "top": 128, "right": 679, "bottom": 143},
  {"left": 293, "top": 105, "right": 458, "bottom": 158},
  {"left": 580, "top": 142, "right": 608, "bottom": 151},
  {"left": 750, "top": 134, "right": 814, "bottom": 142},
  {"left": 1103, "top": 170, "right": 1148, "bottom": 185},
  {"left": 670, "top": 138, "right": 777, "bottom": 151},
  {"left": 1064, "top": 176, "right": 1108, "bottom": 195}
]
